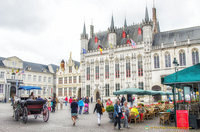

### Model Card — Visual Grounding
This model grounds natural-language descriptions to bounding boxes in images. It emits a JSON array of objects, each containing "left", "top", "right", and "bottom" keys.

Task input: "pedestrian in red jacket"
[{"left": 65, "top": 96, "right": 68, "bottom": 106}]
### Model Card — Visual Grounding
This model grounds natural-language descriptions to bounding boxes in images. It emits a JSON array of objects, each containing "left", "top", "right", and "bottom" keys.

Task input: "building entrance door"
[
  {"left": 152, "top": 85, "right": 161, "bottom": 102},
  {"left": 78, "top": 88, "right": 81, "bottom": 99},
  {"left": 10, "top": 86, "right": 16, "bottom": 97},
  {"left": 96, "top": 91, "right": 100, "bottom": 101}
]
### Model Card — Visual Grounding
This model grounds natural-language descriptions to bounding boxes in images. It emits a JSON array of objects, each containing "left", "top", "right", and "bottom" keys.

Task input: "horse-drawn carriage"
[{"left": 13, "top": 86, "right": 49, "bottom": 124}]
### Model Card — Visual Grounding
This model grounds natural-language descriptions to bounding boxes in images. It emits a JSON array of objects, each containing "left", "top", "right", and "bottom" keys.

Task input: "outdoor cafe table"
[{"left": 154, "top": 108, "right": 160, "bottom": 116}]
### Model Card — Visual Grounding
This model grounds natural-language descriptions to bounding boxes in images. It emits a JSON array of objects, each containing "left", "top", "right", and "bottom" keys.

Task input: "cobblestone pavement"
[{"left": 0, "top": 103, "right": 198, "bottom": 132}]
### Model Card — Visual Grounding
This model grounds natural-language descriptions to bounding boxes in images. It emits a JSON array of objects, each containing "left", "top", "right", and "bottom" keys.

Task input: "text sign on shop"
[{"left": 176, "top": 110, "right": 189, "bottom": 129}]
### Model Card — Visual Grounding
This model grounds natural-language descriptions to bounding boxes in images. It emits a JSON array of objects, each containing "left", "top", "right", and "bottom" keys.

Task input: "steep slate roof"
[
  {"left": 49, "top": 64, "right": 59, "bottom": 73},
  {"left": 23, "top": 61, "right": 50, "bottom": 73},
  {"left": 0, "top": 57, "right": 5, "bottom": 67},
  {"left": 73, "top": 60, "right": 80, "bottom": 68},
  {"left": 88, "top": 24, "right": 143, "bottom": 50},
  {"left": 153, "top": 26, "right": 200, "bottom": 46},
  {"left": 0, "top": 56, "right": 58, "bottom": 73}
]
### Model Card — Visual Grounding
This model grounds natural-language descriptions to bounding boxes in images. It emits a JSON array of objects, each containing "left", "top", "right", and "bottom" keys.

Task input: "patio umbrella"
[
  {"left": 113, "top": 88, "right": 144, "bottom": 95},
  {"left": 18, "top": 86, "right": 42, "bottom": 90}
]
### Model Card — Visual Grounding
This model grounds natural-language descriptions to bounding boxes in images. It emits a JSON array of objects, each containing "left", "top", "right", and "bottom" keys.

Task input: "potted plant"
[{"left": 106, "top": 105, "right": 114, "bottom": 122}]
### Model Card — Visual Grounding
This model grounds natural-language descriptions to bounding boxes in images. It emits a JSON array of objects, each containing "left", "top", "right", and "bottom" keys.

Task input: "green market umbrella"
[{"left": 113, "top": 88, "right": 144, "bottom": 95}]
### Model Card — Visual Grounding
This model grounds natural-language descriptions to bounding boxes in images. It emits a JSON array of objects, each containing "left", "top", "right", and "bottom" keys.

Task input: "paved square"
[{"left": 0, "top": 103, "right": 198, "bottom": 132}]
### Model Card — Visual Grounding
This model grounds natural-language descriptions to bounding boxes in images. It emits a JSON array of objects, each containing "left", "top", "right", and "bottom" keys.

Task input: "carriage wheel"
[
  {"left": 22, "top": 107, "right": 28, "bottom": 124},
  {"left": 14, "top": 109, "right": 19, "bottom": 121},
  {"left": 43, "top": 107, "right": 49, "bottom": 122}
]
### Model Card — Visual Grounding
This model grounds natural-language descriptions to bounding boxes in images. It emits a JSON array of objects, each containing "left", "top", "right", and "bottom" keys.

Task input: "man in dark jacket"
[
  {"left": 71, "top": 99, "right": 78, "bottom": 126},
  {"left": 121, "top": 95, "right": 126, "bottom": 106}
]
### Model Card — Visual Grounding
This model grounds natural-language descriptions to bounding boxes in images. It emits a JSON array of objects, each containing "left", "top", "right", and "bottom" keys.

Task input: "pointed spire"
[
  {"left": 83, "top": 22, "right": 86, "bottom": 35},
  {"left": 81, "top": 22, "right": 88, "bottom": 39},
  {"left": 109, "top": 15, "right": 115, "bottom": 33},
  {"left": 124, "top": 18, "right": 127, "bottom": 28},
  {"left": 145, "top": 6, "right": 149, "bottom": 23}
]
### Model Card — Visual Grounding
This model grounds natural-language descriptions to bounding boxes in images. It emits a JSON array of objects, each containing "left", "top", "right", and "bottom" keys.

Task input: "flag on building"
[
  {"left": 82, "top": 48, "right": 87, "bottom": 54},
  {"left": 122, "top": 31, "right": 126, "bottom": 38},
  {"left": 138, "top": 27, "right": 142, "bottom": 35},
  {"left": 99, "top": 47, "right": 103, "bottom": 55},
  {"left": 97, "top": 45, "right": 103, "bottom": 55},
  {"left": 130, "top": 39, "right": 136, "bottom": 48},
  {"left": 95, "top": 36, "right": 98, "bottom": 44},
  {"left": 21, "top": 70, "right": 25, "bottom": 74},
  {"left": 127, "top": 39, "right": 131, "bottom": 46},
  {"left": 16, "top": 68, "right": 20, "bottom": 73}
]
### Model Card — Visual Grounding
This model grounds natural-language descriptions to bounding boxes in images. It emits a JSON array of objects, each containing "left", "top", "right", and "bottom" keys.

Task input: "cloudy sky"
[{"left": 0, "top": 0, "right": 200, "bottom": 65}]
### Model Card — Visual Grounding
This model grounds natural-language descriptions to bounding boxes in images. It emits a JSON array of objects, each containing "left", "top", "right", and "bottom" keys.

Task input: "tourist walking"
[
  {"left": 69, "top": 97, "right": 73, "bottom": 105},
  {"left": 114, "top": 99, "right": 122, "bottom": 130},
  {"left": 121, "top": 95, "right": 126, "bottom": 106},
  {"left": 59, "top": 98, "right": 64, "bottom": 110},
  {"left": 51, "top": 97, "right": 56, "bottom": 112},
  {"left": 85, "top": 96, "right": 89, "bottom": 104},
  {"left": 106, "top": 98, "right": 113, "bottom": 106},
  {"left": 65, "top": 96, "right": 68, "bottom": 106},
  {"left": 78, "top": 98, "right": 84, "bottom": 114},
  {"left": 129, "top": 96, "right": 133, "bottom": 107},
  {"left": 55, "top": 97, "right": 59, "bottom": 110},
  {"left": 91, "top": 96, "right": 93, "bottom": 103},
  {"left": 93, "top": 99, "right": 104, "bottom": 126},
  {"left": 122, "top": 102, "right": 130, "bottom": 128},
  {"left": 71, "top": 99, "right": 78, "bottom": 126}
]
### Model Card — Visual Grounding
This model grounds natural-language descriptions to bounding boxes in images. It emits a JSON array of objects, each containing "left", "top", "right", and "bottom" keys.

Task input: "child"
[{"left": 83, "top": 103, "right": 89, "bottom": 114}]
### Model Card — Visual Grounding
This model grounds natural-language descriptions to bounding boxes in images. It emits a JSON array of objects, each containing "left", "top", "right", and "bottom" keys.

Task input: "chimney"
[
  {"left": 90, "top": 25, "right": 94, "bottom": 38},
  {"left": 152, "top": 1, "right": 158, "bottom": 34}
]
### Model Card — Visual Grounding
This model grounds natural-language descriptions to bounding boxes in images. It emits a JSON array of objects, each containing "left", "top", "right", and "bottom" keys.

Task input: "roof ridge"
[{"left": 160, "top": 26, "right": 200, "bottom": 34}]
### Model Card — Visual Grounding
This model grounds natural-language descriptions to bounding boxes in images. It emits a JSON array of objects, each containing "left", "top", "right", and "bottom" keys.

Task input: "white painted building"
[
  {"left": 56, "top": 52, "right": 81, "bottom": 98},
  {"left": 80, "top": 5, "right": 200, "bottom": 102},
  {"left": 0, "top": 56, "right": 58, "bottom": 102}
]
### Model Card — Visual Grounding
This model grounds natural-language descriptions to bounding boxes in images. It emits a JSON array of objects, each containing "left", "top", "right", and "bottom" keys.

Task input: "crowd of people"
[{"left": 11, "top": 92, "right": 139, "bottom": 129}]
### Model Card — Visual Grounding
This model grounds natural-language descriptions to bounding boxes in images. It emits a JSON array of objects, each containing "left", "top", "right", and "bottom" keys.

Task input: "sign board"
[{"left": 176, "top": 110, "right": 189, "bottom": 129}]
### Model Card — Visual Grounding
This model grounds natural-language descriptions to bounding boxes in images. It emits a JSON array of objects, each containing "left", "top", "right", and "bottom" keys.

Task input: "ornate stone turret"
[
  {"left": 142, "top": 6, "right": 153, "bottom": 42},
  {"left": 80, "top": 22, "right": 89, "bottom": 56},
  {"left": 108, "top": 15, "right": 117, "bottom": 46}
]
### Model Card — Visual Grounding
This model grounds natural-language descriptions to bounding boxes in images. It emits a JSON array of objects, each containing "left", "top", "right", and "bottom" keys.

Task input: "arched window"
[
  {"left": 165, "top": 52, "right": 171, "bottom": 67},
  {"left": 154, "top": 54, "right": 160, "bottom": 68},
  {"left": 138, "top": 55, "right": 143, "bottom": 76},
  {"left": 105, "top": 61, "right": 109, "bottom": 79},
  {"left": 115, "top": 62, "right": 120, "bottom": 78},
  {"left": 126, "top": 59, "right": 131, "bottom": 78},
  {"left": 192, "top": 49, "right": 199, "bottom": 65},
  {"left": 179, "top": 50, "right": 186, "bottom": 66}
]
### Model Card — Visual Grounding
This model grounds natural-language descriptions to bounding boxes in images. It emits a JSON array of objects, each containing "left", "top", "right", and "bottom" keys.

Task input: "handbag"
[{"left": 102, "top": 107, "right": 105, "bottom": 113}]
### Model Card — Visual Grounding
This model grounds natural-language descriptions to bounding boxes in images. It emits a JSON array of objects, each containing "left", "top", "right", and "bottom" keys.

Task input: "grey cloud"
[{"left": 0, "top": 0, "right": 49, "bottom": 34}]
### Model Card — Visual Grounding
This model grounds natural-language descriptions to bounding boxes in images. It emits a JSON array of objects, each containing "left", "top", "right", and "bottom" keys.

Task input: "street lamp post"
[
  {"left": 172, "top": 57, "right": 179, "bottom": 127},
  {"left": 101, "top": 86, "right": 104, "bottom": 103}
]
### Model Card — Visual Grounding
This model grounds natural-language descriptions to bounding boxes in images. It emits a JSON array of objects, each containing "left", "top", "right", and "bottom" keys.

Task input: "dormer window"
[
  {"left": 42, "top": 68, "right": 47, "bottom": 72},
  {"left": 26, "top": 66, "right": 31, "bottom": 71}
]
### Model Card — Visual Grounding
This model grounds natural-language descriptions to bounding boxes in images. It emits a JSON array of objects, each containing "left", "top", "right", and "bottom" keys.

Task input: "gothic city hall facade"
[{"left": 80, "top": 6, "right": 200, "bottom": 102}]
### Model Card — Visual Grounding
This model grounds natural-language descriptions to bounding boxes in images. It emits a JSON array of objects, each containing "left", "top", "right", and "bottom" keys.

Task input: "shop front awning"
[{"left": 163, "top": 63, "right": 200, "bottom": 85}]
